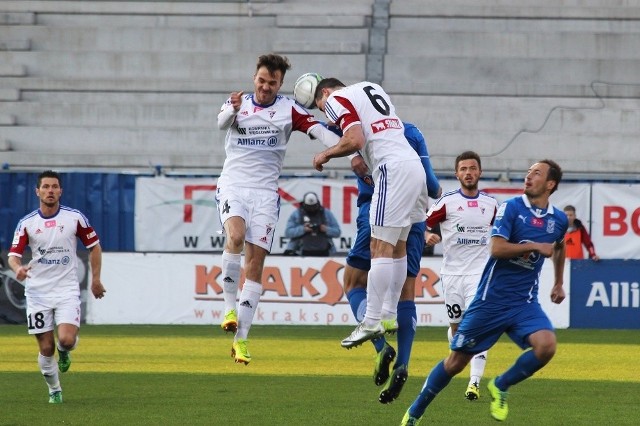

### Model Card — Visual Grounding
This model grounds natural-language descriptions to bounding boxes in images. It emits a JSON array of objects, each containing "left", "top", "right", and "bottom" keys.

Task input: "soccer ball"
[{"left": 293, "top": 72, "right": 323, "bottom": 109}]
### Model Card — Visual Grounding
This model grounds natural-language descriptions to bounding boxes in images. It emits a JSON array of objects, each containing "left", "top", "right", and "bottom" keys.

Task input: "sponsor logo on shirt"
[
  {"left": 531, "top": 218, "right": 544, "bottom": 227},
  {"left": 370, "top": 118, "right": 401, "bottom": 133},
  {"left": 467, "top": 200, "right": 478, "bottom": 207},
  {"left": 45, "top": 220, "right": 56, "bottom": 228}
]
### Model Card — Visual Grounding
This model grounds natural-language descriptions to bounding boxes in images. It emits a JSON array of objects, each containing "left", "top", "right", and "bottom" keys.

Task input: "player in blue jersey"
[
  {"left": 343, "top": 122, "right": 441, "bottom": 404},
  {"left": 401, "top": 159, "right": 568, "bottom": 424}
]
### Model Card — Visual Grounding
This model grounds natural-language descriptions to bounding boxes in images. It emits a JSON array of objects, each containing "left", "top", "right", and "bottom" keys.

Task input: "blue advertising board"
[{"left": 570, "top": 259, "right": 640, "bottom": 329}]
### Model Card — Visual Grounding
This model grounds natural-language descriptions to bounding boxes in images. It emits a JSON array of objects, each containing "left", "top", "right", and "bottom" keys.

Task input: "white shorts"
[
  {"left": 215, "top": 186, "right": 280, "bottom": 252},
  {"left": 370, "top": 159, "right": 428, "bottom": 228},
  {"left": 26, "top": 295, "right": 81, "bottom": 335},
  {"left": 441, "top": 273, "right": 482, "bottom": 324},
  {"left": 371, "top": 224, "right": 411, "bottom": 246}
]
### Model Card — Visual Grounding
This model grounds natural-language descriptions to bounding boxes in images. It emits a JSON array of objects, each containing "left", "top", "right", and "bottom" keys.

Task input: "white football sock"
[
  {"left": 364, "top": 257, "right": 394, "bottom": 328},
  {"left": 236, "top": 279, "right": 262, "bottom": 340},
  {"left": 470, "top": 350, "right": 488, "bottom": 384},
  {"left": 381, "top": 256, "right": 407, "bottom": 320},
  {"left": 38, "top": 353, "right": 61, "bottom": 392},
  {"left": 221, "top": 251, "right": 242, "bottom": 313}
]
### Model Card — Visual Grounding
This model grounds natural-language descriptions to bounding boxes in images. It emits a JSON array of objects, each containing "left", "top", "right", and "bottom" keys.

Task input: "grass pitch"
[{"left": 1, "top": 325, "right": 639, "bottom": 425}]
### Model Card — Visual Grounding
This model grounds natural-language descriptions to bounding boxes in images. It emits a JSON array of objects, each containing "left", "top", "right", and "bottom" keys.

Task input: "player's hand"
[
  {"left": 313, "top": 152, "right": 328, "bottom": 171},
  {"left": 550, "top": 284, "right": 565, "bottom": 304},
  {"left": 536, "top": 243, "right": 555, "bottom": 258},
  {"left": 425, "top": 232, "right": 441, "bottom": 246},
  {"left": 350, "top": 155, "right": 369, "bottom": 178},
  {"left": 230, "top": 91, "right": 244, "bottom": 111},
  {"left": 15, "top": 265, "right": 31, "bottom": 281},
  {"left": 91, "top": 280, "right": 107, "bottom": 299}
]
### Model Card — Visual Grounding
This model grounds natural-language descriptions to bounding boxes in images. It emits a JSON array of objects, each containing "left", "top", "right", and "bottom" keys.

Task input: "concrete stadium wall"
[{"left": 0, "top": 0, "right": 639, "bottom": 178}]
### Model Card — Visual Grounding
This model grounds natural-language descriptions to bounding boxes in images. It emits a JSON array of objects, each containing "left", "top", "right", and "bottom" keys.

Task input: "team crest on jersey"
[
  {"left": 370, "top": 118, "right": 401, "bottom": 133},
  {"left": 547, "top": 219, "right": 556, "bottom": 234},
  {"left": 269, "top": 110, "right": 276, "bottom": 118}
]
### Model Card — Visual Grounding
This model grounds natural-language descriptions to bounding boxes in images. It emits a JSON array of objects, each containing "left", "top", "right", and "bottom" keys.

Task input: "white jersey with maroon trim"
[
  {"left": 9, "top": 206, "right": 100, "bottom": 297},
  {"left": 217, "top": 93, "right": 322, "bottom": 192},
  {"left": 427, "top": 189, "right": 498, "bottom": 275},
  {"left": 323, "top": 81, "right": 419, "bottom": 169}
]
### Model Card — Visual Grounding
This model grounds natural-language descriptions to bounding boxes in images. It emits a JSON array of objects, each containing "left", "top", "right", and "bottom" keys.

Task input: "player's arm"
[
  {"left": 217, "top": 91, "right": 243, "bottom": 130},
  {"left": 89, "top": 243, "right": 106, "bottom": 299},
  {"left": 550, "top": 239, "right": 566, "bottom": 304},
  {"left": 490, "top": 236, "right": 554, "bottom": 259},
  {"left": 313, "top": 124, "right": 364, "bottom": 171},
  {"left": 8, "top": 254, "right": 30, "bottom": 281}
]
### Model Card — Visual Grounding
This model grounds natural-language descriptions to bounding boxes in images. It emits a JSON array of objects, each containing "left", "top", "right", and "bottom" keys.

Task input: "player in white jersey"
[
  {"left": 216, "top": 54, "right": 342, "bottom": 365},
  {"left": 312, "top": 78, "right": 429, "bottom": 348},
  {"left": 8, "top": 170, "right": 106, "bottom": 404},
  {"left": 425, "top": 151, "right": 498, "bottom": 401}
]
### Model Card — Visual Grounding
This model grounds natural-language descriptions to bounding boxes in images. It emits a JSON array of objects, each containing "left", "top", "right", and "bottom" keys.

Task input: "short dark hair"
[
  {"left": 455, "top": 151, "right": 481, "bottom": 171},
  {"left": 256, "top": 53, "right": 291, "bottom": 80},
  {"left": 563, "top": 205, "right": 576, "bottom": 213},
  {"left": 314, "top": 78, "right": 346, "bottom": 103},
  {"left": 37, "top": 170, "right": 61, "bottom": 188},
  {"left": 539, "top": 159, "right": 562, "bottom": 194}
]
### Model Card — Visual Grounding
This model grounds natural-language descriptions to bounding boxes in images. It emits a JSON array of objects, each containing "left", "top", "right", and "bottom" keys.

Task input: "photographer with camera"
[{"left": 284, "top": 192, "right": 341, "bottom": 256}]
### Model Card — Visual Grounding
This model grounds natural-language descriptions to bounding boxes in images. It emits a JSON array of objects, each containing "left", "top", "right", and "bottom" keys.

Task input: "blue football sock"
[
  {"left": 394, "top": 300, "right": 416, "bottom": 368},
  {"left": 408, "top": 360, "right": 452, "bottom": 418},
  {"left": 495, "top": 349, "right": 544, "bottom": 391},
  {"left": 347, "top": 288, "right": 385, "bottom": 352},
  {"left": 346, "top": 288, "right": 367, "bottom": 322}
]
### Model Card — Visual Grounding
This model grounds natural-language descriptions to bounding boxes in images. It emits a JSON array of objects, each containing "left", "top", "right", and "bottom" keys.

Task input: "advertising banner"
[
  {"left": 134, "top": 176, "right": 592, "bottom": 255},
  {"left": 569, "top": 259, "right": 640, "bottom": 329},
  {"left": 88, "top": 253, "right": 569, "bottom": 328},
  {"left": 591, "top": 184, "right": 640, "bottom": 259}
]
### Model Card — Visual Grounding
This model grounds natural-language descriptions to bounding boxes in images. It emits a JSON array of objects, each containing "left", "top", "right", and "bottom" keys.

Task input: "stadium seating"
[{"left": 0, "top": 0, "right": 639, "bottom": 177}]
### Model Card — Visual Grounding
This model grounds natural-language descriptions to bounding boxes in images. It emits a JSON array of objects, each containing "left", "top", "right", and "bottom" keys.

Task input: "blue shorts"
[
  {"left": 346, "top": 201, "right": 426, "bottom": 277},
  {"left": 450, "top": 300, "right": 554, "bottom": 354}
]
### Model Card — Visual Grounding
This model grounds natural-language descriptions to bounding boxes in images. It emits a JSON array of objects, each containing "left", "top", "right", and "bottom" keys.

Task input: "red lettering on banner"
[
  {"left": 194, "top": 265, "right": 222, "bottom": 294},
  {"left": 277, "top": 187, "right": 299, "bottom": 206},
  {"left": 262, "top": 267, "right": 288, "bottom": 296},
  {"left": 318, "top": 260, "right": 345, "bottom": 305},
  {"left": 415, "top": 267, "right": 441, "bottom": 299},
  {"left": 184, "top": 185, "right": 216, "bottom": 223},
  {"left": 343, "top": 185, "right": 358, "bottom": 223},
  {"left": 603, "top": 206, "right": 627, "bottom": 236},
  {"left": 291, "top": 268, "right": 321, "bottom": 297},
  {"left": 322, "top": 185, "right": 331, "bottom": 210}
]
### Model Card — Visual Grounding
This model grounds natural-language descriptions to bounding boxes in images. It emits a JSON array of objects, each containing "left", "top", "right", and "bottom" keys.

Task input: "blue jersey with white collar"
[{"left": 475, "top": 194, "right": 568, "bottom": 306}]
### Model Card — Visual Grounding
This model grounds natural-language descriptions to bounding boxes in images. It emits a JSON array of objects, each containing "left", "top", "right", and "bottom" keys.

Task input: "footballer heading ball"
[{"left": 294, "top": 72, "right": 323, "bottom": 109}]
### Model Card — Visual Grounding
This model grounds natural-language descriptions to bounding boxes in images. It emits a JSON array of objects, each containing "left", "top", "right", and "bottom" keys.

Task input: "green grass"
[{"left": 1, "top": 325, "right": 639, "bottom": 425}]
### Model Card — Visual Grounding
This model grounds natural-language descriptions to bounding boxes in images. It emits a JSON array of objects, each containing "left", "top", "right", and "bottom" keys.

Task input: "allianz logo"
[{"left": 585, "top": 281, "right": 639, "bottom": 308}]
